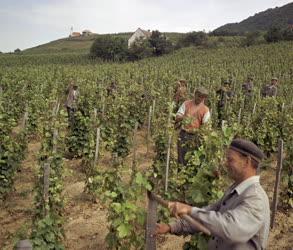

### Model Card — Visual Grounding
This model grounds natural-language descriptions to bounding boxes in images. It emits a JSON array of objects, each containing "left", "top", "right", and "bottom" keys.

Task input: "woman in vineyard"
[
  {"left": 156, "top": 139, "right": 270, "bottom": 250},
  {"left": 175, "top": 87, "right": 210, "bottom": 166}
]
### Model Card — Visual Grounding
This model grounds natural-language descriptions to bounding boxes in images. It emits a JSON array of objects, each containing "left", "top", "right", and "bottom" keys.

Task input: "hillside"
[
  {"left": 213, "top": 2, "right": 293, "bottom": 35},
  {"left": 23, "top": 32, "right": 184, "bottom": 54}
]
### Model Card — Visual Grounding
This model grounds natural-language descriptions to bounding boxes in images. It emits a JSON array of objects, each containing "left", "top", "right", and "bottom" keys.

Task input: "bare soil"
[{"left": 0, "top": 129, "right": 292, "bottom": 250}]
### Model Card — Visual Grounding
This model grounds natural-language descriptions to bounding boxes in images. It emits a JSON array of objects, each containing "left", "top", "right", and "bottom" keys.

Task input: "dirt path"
[{"left": 0, "top": 140, "right": 40, "bottom": 250}]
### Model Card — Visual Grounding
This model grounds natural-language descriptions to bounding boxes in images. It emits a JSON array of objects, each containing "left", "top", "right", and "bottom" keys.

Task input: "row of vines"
[{"left": 0, "top": 41, "right": 292, "bottom": 249}]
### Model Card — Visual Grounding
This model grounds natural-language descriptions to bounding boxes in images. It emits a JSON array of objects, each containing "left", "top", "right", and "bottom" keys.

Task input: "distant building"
[
  {"left": 82, "top": 30, "right": 93, "bottom": 36},
  {"left": 70, "top": 32, "right": 81, "bottom": 37},
  {"left": 128, "top": 28, "right": 151, "bottom": 48}
]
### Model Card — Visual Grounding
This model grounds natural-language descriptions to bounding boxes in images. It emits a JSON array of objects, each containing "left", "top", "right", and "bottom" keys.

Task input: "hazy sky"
[{"left": 0, "top": 0, "right": 291, "bottom": 52}]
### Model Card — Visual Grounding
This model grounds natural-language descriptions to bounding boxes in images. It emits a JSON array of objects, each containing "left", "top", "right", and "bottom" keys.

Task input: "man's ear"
[{"left": 246, "top": 155, "right": 252, "bottom": 168}]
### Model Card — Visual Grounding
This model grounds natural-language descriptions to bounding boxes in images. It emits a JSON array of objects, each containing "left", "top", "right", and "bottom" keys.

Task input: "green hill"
[
  {"left": 213, "top": 2, "right": 293, "bottom": 35},
  {"left": 23, "top": 32, "right": 184, "bottom": 54}
]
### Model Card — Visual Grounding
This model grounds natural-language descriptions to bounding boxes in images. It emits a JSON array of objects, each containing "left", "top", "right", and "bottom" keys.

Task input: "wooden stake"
[
  {"left": 43, "top": 162, "right": 51, "bottom": 216},
  {"left": 93, "top": 108, "right": 97, "bottom": 121},
  {"left": 93, "top": 127, "right": 101, "bottom": 168},
  {"left": 101, "top": 96, "right": 106, "bottom": 117},
  {"left": 271, "top": 139, "right": 284, "bottom": 228},
  {"left": 52, "top": 129, "right": 58, "bottom": 154},
  {"left": 146, "top": 106, "right": 152, "bottom": 154},
  {"left": 164, "top": 135, "right": 172, "bottom": 193},
  {"left": 238, "top": 108, "right": 242, "bottom": 124},
  {"left": 146, "top": 193, "right": 158, "bottom": 250},
  {"left": 152, "top": 99, "right": 156, "bottom": 122},
  {"left": 132, "top": 122, "right": 138, "bottom": 176},
  {"left": 21, "top": 105, "right": 29, "bottom": 129},
  {"left": 252, "top": 103, "right": 257, "bottom": 114}
]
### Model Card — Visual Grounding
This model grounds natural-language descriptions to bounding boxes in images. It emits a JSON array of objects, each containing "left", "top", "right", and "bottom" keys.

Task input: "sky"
[{"left": 0, "top": 0, "right": 291, "bottom": 52}]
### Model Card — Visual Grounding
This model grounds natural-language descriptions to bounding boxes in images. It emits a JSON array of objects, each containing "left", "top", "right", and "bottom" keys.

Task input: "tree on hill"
[
  {"left": 90, "top": 35, "right": 128, "bottom": 61},
  {"left": 127, "top": 37, "right": 153, "bottom": 61},
  {"left": 14, "top": 48, "right": 21, "bottom": 53},
  {"left": 282, "top": 27, "right": 293, "bottom": 41},
  {"left": 264, "top": 26, "right": 283, "bottom": 42},
  {"left": 242, "top": 31, "right": 263, "bottom": 47},
  {"left": 177, "top": 31, "right": 208, "bottom": 48},
  {"left": 148, "top": 30, "right": 173, "bottom": 56}
]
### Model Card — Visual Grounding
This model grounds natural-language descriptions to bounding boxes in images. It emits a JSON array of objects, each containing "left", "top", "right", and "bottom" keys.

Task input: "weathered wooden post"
[
  {"left": 21, "top": 108, "right": 29, "bottom": 129},
  {"left": 52, "top": 129, "right": 58, "bottom": 154},
  {"left": 164, "top": 134, "right": 172, "bottom": 193},
  {"left": 93, "top": 108, "right": 97, "bottom": 121},
  {"left": 252, "top": 103, "right": 257, "bottom": 115},
  {"left": 131, "top": 122, "right": 138, "bottom": 178},
  {"left": 237, "top": 108, "right": 242, "bottom": 124},
  {"left": 152, "top": 99, "right": 156, "bottom": 122},
  {"left": 146, "top": 106, "right": 152, "bottom": 154},
  {"left": 271, "top": 139, "right": 284, "bottom": 228},
  {"left": 146, "top": 192, "right": 158, "bottom": 250},
  {"left": 101, "top": 96, "right": 106, "bottom": 117},
  {"left": 43, "top": 162, "right": 51, "bottom": 216},
  {"left": 15, "top": 239, "right": 33, "bottom": 250},
  {"left": 93, "top": 127, "right": 101, "bottom": 168}
]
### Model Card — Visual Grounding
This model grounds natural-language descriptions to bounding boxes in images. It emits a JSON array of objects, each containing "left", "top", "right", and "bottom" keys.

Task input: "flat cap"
[
  {"left": 271, "top": 77, "right": 278, "bottom": 81},
  {"left": 195, "top": 87, "right": 209, "bottom": 96},
  {"left": 230, "top": 138, "right": 265, "bottom": 163}
]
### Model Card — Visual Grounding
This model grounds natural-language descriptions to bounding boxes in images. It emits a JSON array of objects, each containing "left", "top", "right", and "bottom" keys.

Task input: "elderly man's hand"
[{"left": 168, "top": 201, "right": 192, "bottom": 218}]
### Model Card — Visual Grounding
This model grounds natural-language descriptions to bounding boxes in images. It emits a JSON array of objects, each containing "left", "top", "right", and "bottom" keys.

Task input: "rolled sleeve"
[
  {"left": 169, "top": 218, "right": 197, "bottom": 236},
  {"left": 176, "top": 102, "right": 186, "bottom": 116},
  {"left": 190, "top": 197, "right": 264, "bottom": 244},
  {"left": 202, "top": 110, "right": 211, "bottom": 124}
]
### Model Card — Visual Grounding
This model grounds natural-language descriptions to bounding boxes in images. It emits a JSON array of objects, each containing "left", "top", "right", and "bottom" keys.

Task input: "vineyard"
[{"left": 0, "top": 41, "right": 292, "bottom": 250}]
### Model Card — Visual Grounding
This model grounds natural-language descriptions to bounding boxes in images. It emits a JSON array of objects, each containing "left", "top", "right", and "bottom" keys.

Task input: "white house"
[
  {"left": 128, "top": 28, "right": 151, "bottom": 48},
  {"left": 82, "top": 30, "right": 93, "bottom": 36}
]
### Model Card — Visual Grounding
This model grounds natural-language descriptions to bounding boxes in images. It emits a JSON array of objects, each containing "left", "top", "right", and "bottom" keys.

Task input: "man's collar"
[{"left": 231, "top": 176, "right": 260, "bottom": 195}]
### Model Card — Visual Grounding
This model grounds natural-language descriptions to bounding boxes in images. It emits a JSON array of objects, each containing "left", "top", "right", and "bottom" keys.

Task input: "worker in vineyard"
[
  {"left": 175, "top": 87, "right": 210, "bottom": 166},
  {"left": 106, "top": 81, "right": 117, "bottom": 97},
  {"left": 261, "top": 77, "right": 278, "bottom": 97},
  {"left": 65, "top": 81, "right": 79, "bottom": 128},
  {"left": 216, "top": 80, "right": 234, "bottom": 127},
  {"left": 156, "top": 138, "right": 270, "bottom": 250},
  {"left": 173, "top": 79, "right": 188, "bottom": 111},
  {"left": 242, "top": 76, "right": 254, "bottom": 96}
]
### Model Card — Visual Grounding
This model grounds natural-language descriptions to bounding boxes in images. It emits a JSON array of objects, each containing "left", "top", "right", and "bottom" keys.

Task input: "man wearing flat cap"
[
  {"left": 156, "top": 138, "right": 270, "bottom": 250},
  {"left": 261, "top": 77, "right": 278, "bottom": 97},
  {"left": 175, "top": 87, "right": 210, "bottom": 166}
]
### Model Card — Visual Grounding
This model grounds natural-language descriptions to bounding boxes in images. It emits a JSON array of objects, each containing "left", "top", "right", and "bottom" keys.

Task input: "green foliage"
[
  {"left": 242, "top": 31, "right": 263, "bottom": 47},
  {"left": 127, "top": 38, "right": 153, "bottom": 61},
  {"left": 32, "top": 109, "right": 66, "bottom": 250},
  {"left": 282, "top": 27, "right": 293, "bottom": 41},
  {"left": 149, "top": 30, "right": 173, "bottom": 56},
  {"left": 264, "top": 26, "right": 283, "bottom": 43},
  {"left": 31, "top": 215, "right": 64, "bottom": 250},
  {"left": 177, "top": 31, "right": 208, "bottom": 48},
  {"left": 90, "top": 35, "right": 128, "bottom": 61},
  {"left": 66, "top": 111, "right": 91, "bottom": 158},
  {"left": 0, "top": 131, "right": 27, "bottom": 200}
]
